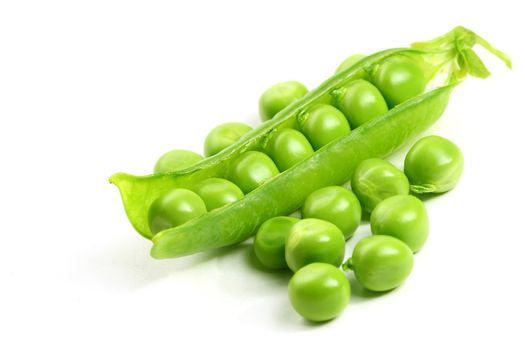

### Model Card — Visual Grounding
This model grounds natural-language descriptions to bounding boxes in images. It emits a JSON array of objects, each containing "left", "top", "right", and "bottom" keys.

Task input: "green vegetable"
[
  {"left": 335, "top": 54, "right": 366, "bottom": 74},
  {"left": 404, "top": 135, "right": 464, "bottom": 193},
  {"left": 372, "top": 55, "right": 426, "bottom": 108},
  {"left": 336, "top": 79, "right": 389, "bottom": 128},
  {"left": 228, "top": 151, "right": 279, "bottom": 193},
  {"left": 352, "top": 158, "right": 410, "bottom": 213},
  {"left": 302, "top": 186, "right": 361, "bottom": 239},
  {"left": 204, "top": 122, "right": 252, "bottom": 157},
  {"left": 253, "top": 216, "right": 300, "bottom": 270},
  {"left": 193, "top": 177, "right": 244, "bottom": 211},
  {"left": 288, "top": 263, "right": 350, "bottom": 322},
  {"left": 299, "top": 104, "right": 351, "bottom": 150},
  {"left": 110, "top": 27, "right": 510, "bottom": 258},
  {"left": 148, "top": 189, "right": 207, "bottom": 235},
  {"left": 371, "top": 195, "right": 429, "bottom": 252},
  {"left": 154, "top": 149, "right": 204, "bottom": 174},
  {"left": 265, "top": 128, "right": 314, "bottom": 171},
  {"left": 285, "top": 218, "right": 345, "bottom": 272},
  {"left": 259, "top": 81, "right": 308, "bottom": 121},
  {"left": 344, "top": 235, "right": 414, "bottom": 292}
]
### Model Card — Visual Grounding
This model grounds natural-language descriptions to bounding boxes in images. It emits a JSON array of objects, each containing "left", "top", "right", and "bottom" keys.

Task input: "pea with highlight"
[
  {"left": 204, "top": 122, "right": 253, "bottom": 157},
  {"left": 299, "top": 104, "right": 351, "bottom": 150},
  {"left": 352, "top": 158, "right": 410, "bottom": 213},
  {"left": 288, "top": 263, "right": 351, "bottom": 322},
  {"left": 371, "top": 195, "right": 429, "bottom": 253},
  {"left": 254, "top": 216, "right": 300, "bottom": 270},
  {"left": 285, "top": 218, "right": 345, "bottom": 272},
  {"left": 259, "top": 81, "right": 308, "bottom": 121},
  {"left": 344, "top": 235, "right": 414, "bottom": 292},
  {"left": 404, "top": 135, "right": 464, "bottom": 194},
  {"left": 265, "top": 128, "right": 314, "bottom": 171},
  {"left": 154, "top": 149, "right": 203, "bottom": 174}
]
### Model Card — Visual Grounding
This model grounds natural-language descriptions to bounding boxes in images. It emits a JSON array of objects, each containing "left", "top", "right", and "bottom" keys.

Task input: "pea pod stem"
[{"left": 342, "top": 258, "right": 353, "bottom": 272}]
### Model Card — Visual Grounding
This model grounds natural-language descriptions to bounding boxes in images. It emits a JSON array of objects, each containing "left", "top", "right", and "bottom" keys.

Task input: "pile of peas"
[{"left": 148, "top": 54, "right": 464, "bottom": 322}]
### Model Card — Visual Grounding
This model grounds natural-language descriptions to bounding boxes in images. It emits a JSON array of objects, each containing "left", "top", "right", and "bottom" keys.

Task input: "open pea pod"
[{"left": 110, "top": 26, "right": 510, "bottom": 258}]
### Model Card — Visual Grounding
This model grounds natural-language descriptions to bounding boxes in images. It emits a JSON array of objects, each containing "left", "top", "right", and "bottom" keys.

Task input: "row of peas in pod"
[
  {"left": 147, "top": 53, "right": 464, "bottom": 322},
  {"left": 148, "top": 53, "right": 440, "bottom": 235}
]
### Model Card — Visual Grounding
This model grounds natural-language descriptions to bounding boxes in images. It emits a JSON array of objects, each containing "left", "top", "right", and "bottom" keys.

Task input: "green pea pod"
[{"left": 110, "top": 26, "right": 510, "bottom": 258}]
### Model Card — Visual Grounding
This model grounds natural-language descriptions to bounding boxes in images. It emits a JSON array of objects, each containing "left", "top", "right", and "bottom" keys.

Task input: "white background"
[{"left": 1, "top": 1, "right": 524, "bottom": 349}]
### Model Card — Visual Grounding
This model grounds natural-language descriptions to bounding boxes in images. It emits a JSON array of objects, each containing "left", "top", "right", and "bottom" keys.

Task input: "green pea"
[
  {"left": 299, "top": 104, "right": 351, "bottom": 150},
  {"left": 204, "top": 122, "right": 253, "bottom": 157},
  {"left": 228, "top": 151, "right": 279, "bottom": 193},
  {"left": 253, "top": 216, "right": 300, "bottom": 270},
  {"left": 193, "top": 178, "right": 244, "bottom": 211},
  {"left": 372, "top": 55, "right": 426, "bottom": 108},
  {"left": 371, "top": 195, "right": 429, "bottom": 252},
  {"left": 302, "top": 186, "right": 361, "bottom": 240},
  {"left": 259, "top": 81, "right": 308, "bottom": 121},
  {"left": 285, "top": 218, "right": 345, "bottom": 272},
  {"left": 345, "top": 235, "right": 413, "bottom": 292},
  {"left": 352, "top": 158, "right": 410, "bottom": 213},
  {"left": 265, "top": 128, "right": 314, "bottom": 171},
  {"left": 288, "top": 263, "right": 350, "bottom": 322},
  {"left": 148, "top": 188, "right": 207, "bottom": 234},
  {"left": 154, "top": 149, "right": 204, "bottom": 174},
  {"left": 335, "top": 54, "right": 366, "bottom": 74},
  {"left": 336, "top": 79, "right": 389, "bottom": 129},
  {"left": 404, "top": 135, "right": 464, "bottom": 193}
]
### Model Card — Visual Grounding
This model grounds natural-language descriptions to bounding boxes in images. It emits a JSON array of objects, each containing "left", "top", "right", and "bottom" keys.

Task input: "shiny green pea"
[
  {"left": 204, "top": 122, "right": 253, "bottom": 157},
  {"left": 253, "top": 216, "right": 300, "bottom": 270},
  {"left": 288, "top": 263, "right": 350, "bottom": 322},
  {"left": 285, "top": 218, "right": 345, "bottom": 272},
  {"left": 265, "top": 128, "right": 314, "bottom": 171},
  {"left": 148, "top": 188, "right": 207, "bottom": 234},
  {"left": 372, "top": 55, "right": 426, "bottom": 108},
  {"left": 345, "top": 235, "right": 413, "bottom": 292},
  {"left": 404, "top": 135, "right": 464, "bottom": 193},
  {"left": 193, "top": 178, "right": 244, "bottom": 211},
  {"left": 302, "top": 186, "right": 361, "bottom": 240},
  {"left": 336, "top": 79, "right": 389, "bottom": 129},
  {"left": 259, "top": 81, "right": 308, "bottom": 121},
  {"left": 154, "top": 149, "right": 204, "bottom": 174},
  {"left": 335, "top": 54, "right": 366, "bottom": 74},
  {"left": 228, "top": 151, "right": 279, "bottom": 193},
  {"left": 299, "top": 104, "right": 351, "bottom": 150},
  {"left": 371, "top": 195, "right": 429, "bottom": 252},
  {"left": 352, "top": 158, "right": 410, "bottom": 213}
]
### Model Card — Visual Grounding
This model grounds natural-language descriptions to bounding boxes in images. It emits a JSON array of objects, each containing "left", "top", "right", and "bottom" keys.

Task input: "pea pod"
[{"left": 110, "top": 27, "right": 510, "bottom": 258}]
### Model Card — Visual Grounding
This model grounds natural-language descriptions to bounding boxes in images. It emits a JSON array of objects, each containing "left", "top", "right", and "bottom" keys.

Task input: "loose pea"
[
  {"left": 345, "top": 235, "right": 413, "bottom": 292},
  {"left": 372, "top": 55, "right": 426, "bottom": 108},
  {"left": 148, "top": 188, "right": 207, "bottom": 234},
  {"left": 302, "top": 186, "right": 361, "bottom": 240},
  {"left": 288, "top": 263, "right": 351, "bottom": 322},
  {"left": 371, "top": 195, "right": 429, "bottom": 252},
  {"left": 193, "top": 178, "right": 244, "bottom": 211},
  {"left": 404, "top": 135, "right": 464, "bottom": 193},
  {"left": 300, "top": 104, "right": 351, "bottom": 150},
  {"left": 154, "top": 149, "right": 204, "bottom": 174},
  {"left": 259, "top": 81, "right": 308, "bottom": 121},
  {"left": 253, "top": 216, "right": 300, "bottom": 270},
  {"left": 228, "top": 151, "right": 279, "bottom": 193},
  {"left": 335, "top": 54, "right": 366, "bottom": 74},
  {"left": 352, "top": 158, "right": 410, "bottom": 213},
  {"left": 265, "top": 128, "right": 314, "bottom": 171},
  {"left": 204, "top": 122, "right": 253, "bottom": 157},
  {"left": 285, "top": 218, "right": 345, "bottom": 272},
  {"left": 336, "top": 79, "right": 389, "bottom": 129}
]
